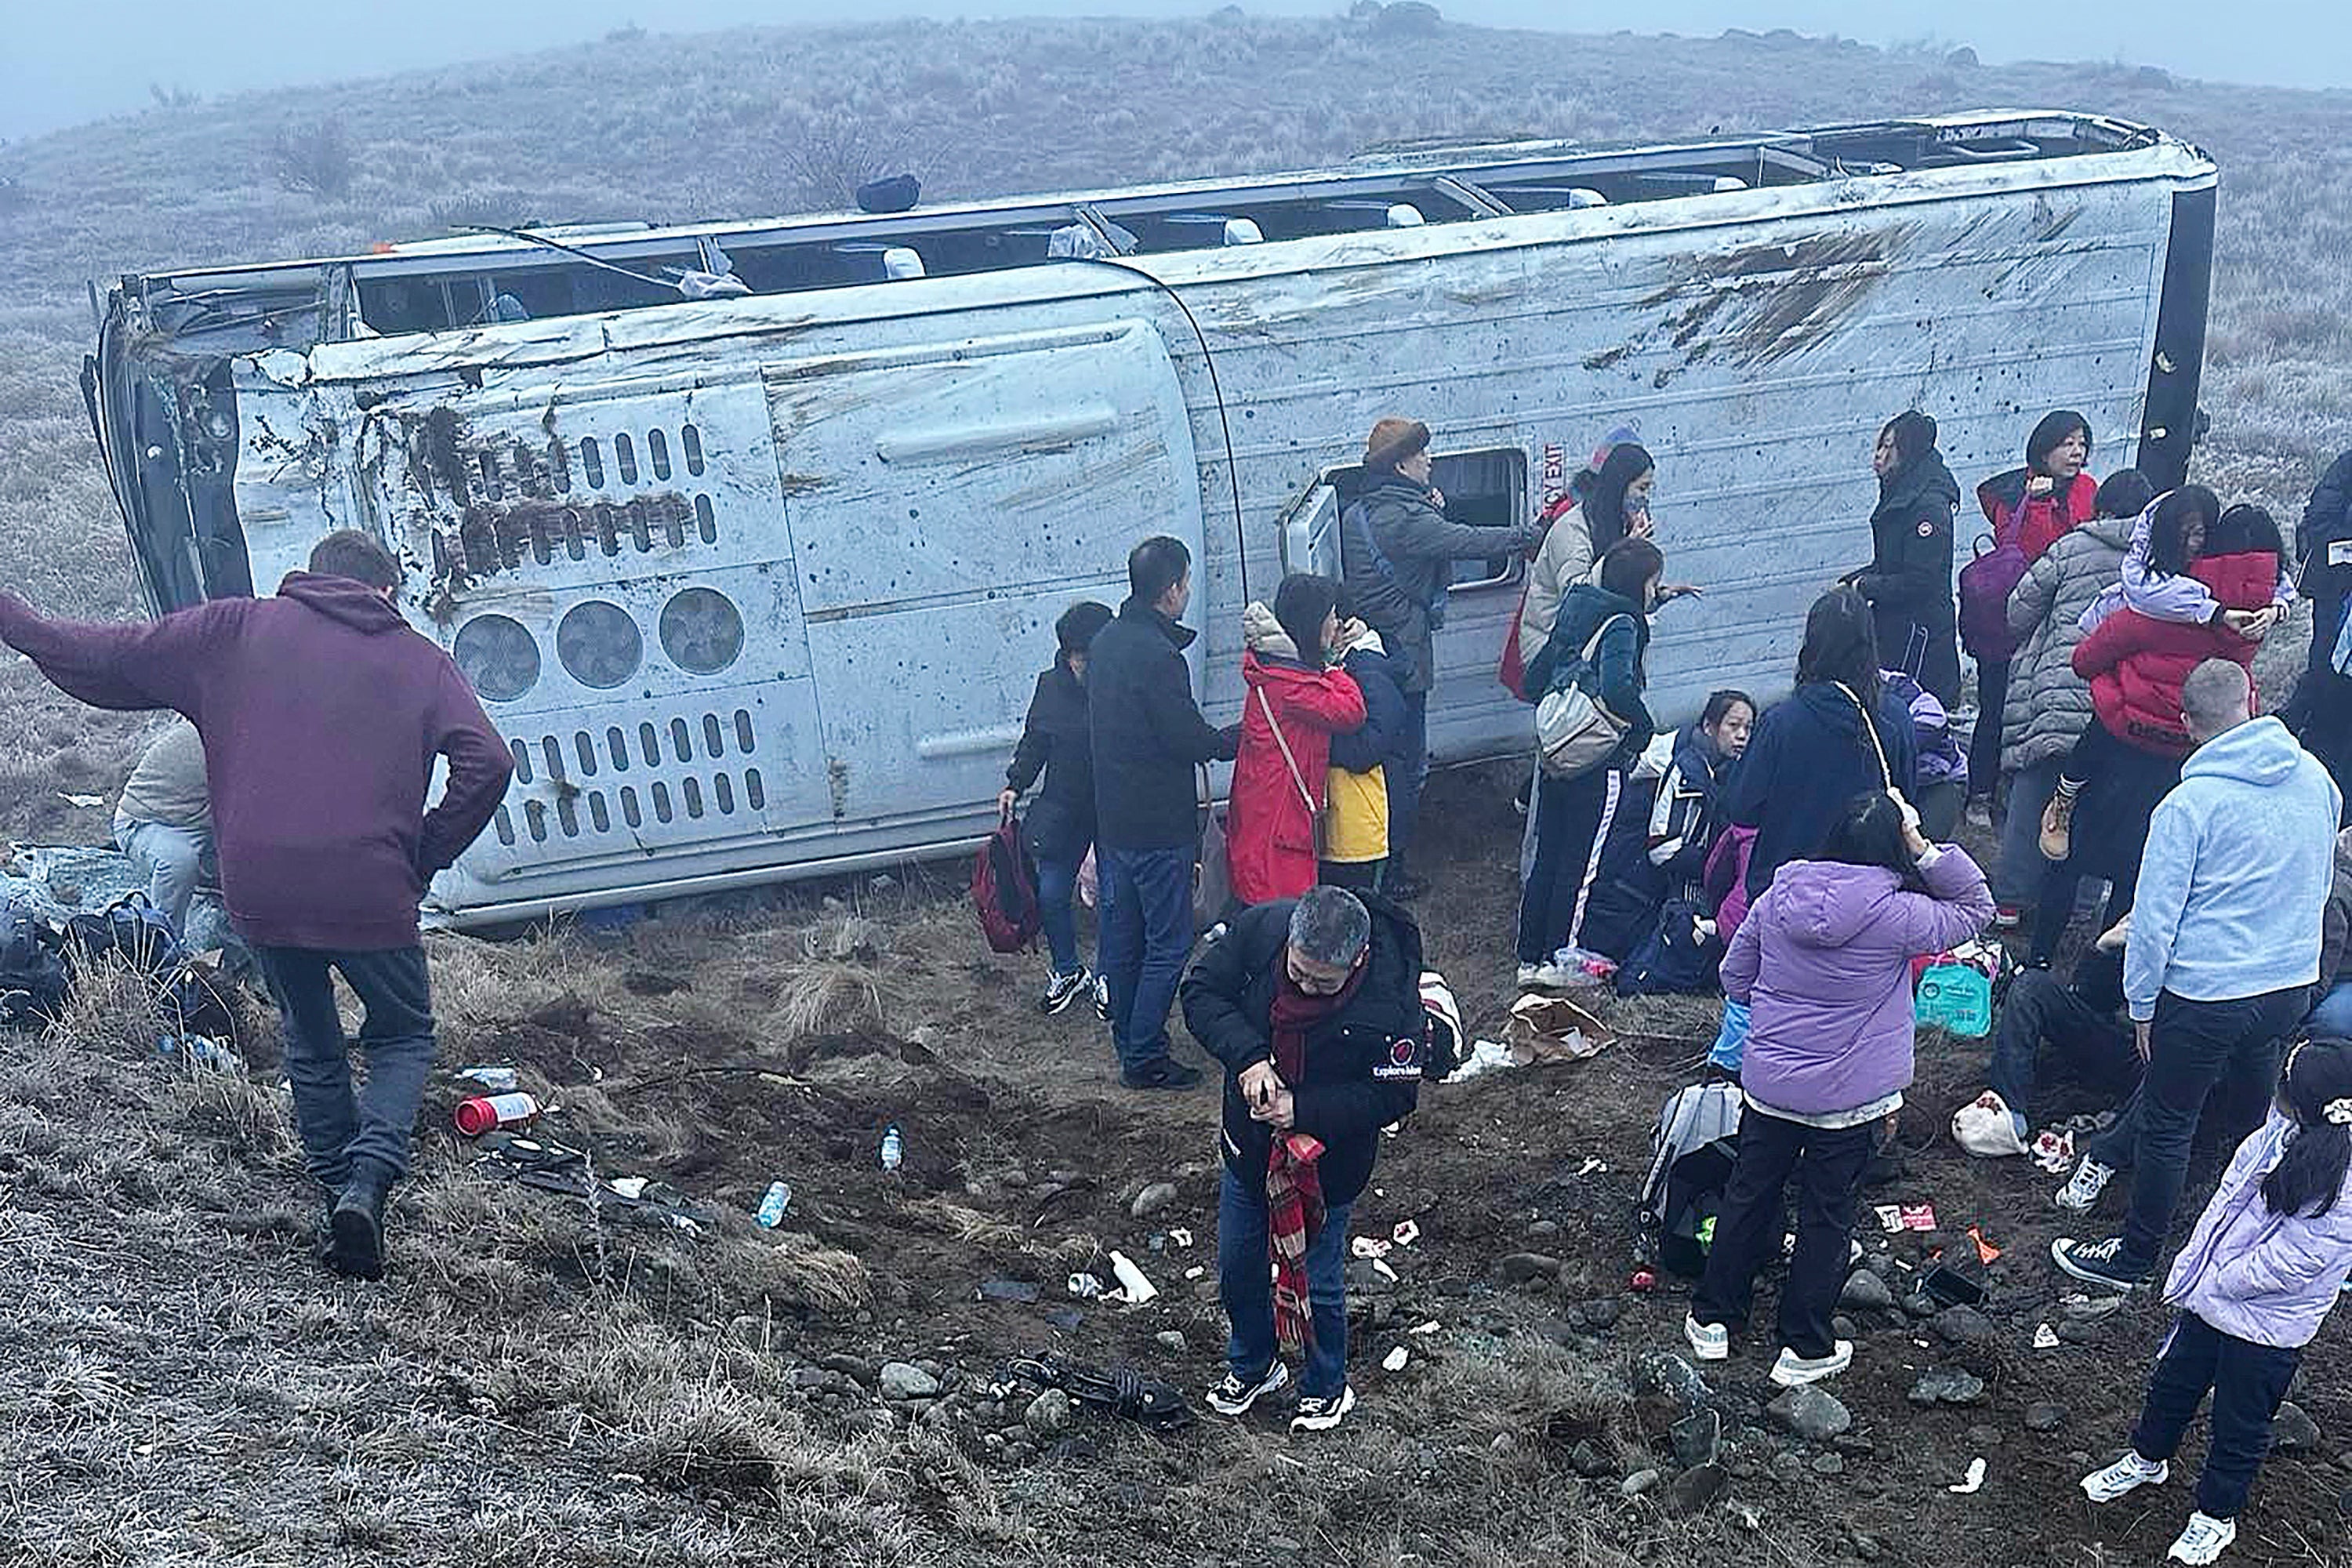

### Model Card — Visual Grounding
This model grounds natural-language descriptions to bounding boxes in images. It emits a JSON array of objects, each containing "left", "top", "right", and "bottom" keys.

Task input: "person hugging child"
[{"left": 2080, "top": 1040, "right": 2352, "bottom": 1565}]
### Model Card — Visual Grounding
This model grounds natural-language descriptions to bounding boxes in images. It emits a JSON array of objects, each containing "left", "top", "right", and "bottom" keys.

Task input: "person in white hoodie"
[{"left": 2054, "top": 659, "right": 2343, "bottom": 1292}]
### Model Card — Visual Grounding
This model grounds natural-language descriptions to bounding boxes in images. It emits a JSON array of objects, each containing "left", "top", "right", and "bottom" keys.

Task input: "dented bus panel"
[{"left": 83, "top": 111, "right": 2218, "bottom": 927}]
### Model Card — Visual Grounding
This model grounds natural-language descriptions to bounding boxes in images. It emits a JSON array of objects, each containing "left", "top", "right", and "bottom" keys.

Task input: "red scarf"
[{"left": 1265, "top": 960, "right": 1366, "bottom": 1356}]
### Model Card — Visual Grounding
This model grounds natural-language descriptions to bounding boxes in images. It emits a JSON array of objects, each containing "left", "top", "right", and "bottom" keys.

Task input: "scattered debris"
[
  {"left": 978, "top": 1279, "right": 1042, "bottom": 1304},
  {"left": 1947, "top": 1456, "right": 1987, "bottom": 1494},
  {"left": 1503, "top": 993, "right": 1616, "bottom": 1062},
  {"left": 1408, "top": 1320, "right": 1440, "bottom": 1335},
  {"left": 1183, "top": 1266, "right": 1205, "bottom": 1281},
  {"left": 1067, "top": 1272, "right": 1105, "bottom": 1300},
  {"left": 1351, "top": 1236, "right": 1392, "bottom": 1260},
  {"left": 1577, "top": 1156, "right": 1607, "bottom": 1177},
  {"left": 1390, "top": 1220, "right": 1420, "bottom": 1247},
  {"left": 1107, "top": 1250, "right": 1158, "bottom": 1304},
  {"left": 453, "top": 1091, "right": 541, "bottom": 1136},
  {"left": 1131, "top": 1181, "right": 1179, "bottom": 1218},
  {"left": 755, "top": 1179, "right": 793, "bottom": 1228},
  {"left": 57, "top": 793, "right": 105, "bottom": 809},
  {"left": 1381, "top": 1346, "right": 1410, "bottom": 1372},
  {"left": 1167, "top": 1227, "right": 1193, "bottom": 1248},
  {"left": 2033, "top": 1323, "right": 2060, "bottom": 1350},
  {"left": 880, "top": 1123, "right": 904, "bottom": 1171},
  {"left": 457, "top": 1065, "right": 518, "bottom": 1092},
  {"left": 1965, "top": 1224, "right": 2002, "bottom": 1265}
]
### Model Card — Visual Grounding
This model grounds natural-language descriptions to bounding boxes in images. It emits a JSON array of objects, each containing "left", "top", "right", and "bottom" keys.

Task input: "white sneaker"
[
  {"left": 1289, "top": 1383, "right": 1356, "bottom": 1434},
  {"left": 2168, "top": 1512, "right": 2237, "bottom": 1565},
  {"left": 1952, "top": 1091, "right": 2030, "bottom": 1158},
  {"left": 2057, "top": 1156, "right": 2118, "bottom": 1214},
  {"left": 1523, "top": 961, "right": 1582, "bottom": 990},
  {"left": 1205, "top": 1359, "right": 1289, "bottom": 1417},
  {"left": 1515, "top": 962, "right": 1544, "bottom": 989},
  {"left": 1769, "top": 1341, "right": 1853, "bottom": 1387},
  {"left": 2081, "top": 1450, "right": 2169, "bottom": 1503},
  {"left": 1683, "top": 1315, "right": 1730, "bottom": 1362}
]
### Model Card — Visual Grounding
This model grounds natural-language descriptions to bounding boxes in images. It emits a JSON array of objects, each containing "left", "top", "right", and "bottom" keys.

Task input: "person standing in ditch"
[
  {"left": 0, "top": 531, "right": 513, "bottom": 1280},
  {"left": 1180, "top": 884, "right": 1427, "bottom": 1435},
  {"left": 1087, "top": 535, "right": 1238, "bottom": 1091}
]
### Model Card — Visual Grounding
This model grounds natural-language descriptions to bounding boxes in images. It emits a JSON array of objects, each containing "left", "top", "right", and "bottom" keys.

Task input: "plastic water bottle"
[
  {"left": 755, "top": 1180, "right": 793, "bottom": 1228},
  {"left": 453, "top": 1092, "right": 540, "bottom": 1137},
  {"left": 158, "top": 1034, "right": 238, "bottom": 1071},
  {"left": 880, "top": 1124, "right": 903, "bottom": 1171}
]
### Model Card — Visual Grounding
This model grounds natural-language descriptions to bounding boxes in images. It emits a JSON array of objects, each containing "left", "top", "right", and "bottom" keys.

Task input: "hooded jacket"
[
  {"left": 1648, "top": 723, "right": 1733, "bottom": 886},
  {"left": 1006, "top": 661, "right": 1094, "bottom": 865},
  {"left": 1722, "top": 845, "right": 1994, "bottom": 1119},
  {"left": 1180, "top": 892, "right": 1426, "bottom": 1208},
  {"left": 0, "top": 575, "right": 513, "bottom": 950},
  {"left": 1723, "top": 681, "right": 1921, "bottom": 900},
  {"left": 2072, "top": 551, "right": 2274, "bottom": 758},
  {"left": 1324, "top": 636, "right": 1410, "bottom": 865},
  {"left": 2165, "top": 1108, "right": 2352, "bottom": 1350},
  {"left": 2000, "top": 510, "right": 2135, "bottom": 772},
  {"left": 1525, "top": 581, "right": 1657, "bottom": 768},
  {"left": 2125, "top": 716, "right": 2342, "bottom": 1020},
  {"left": 1227, "top": 608, "right": 1367, "bottom": 906},
  {"left": 1341, "top": 474, "right": 1539, "bottom": 695},
  {"left": 1087, "top": 596, "right": 1238, "bottom": 853},
  {"left": 1855, "top": 451, "right": 1963, "bottom": 704}
]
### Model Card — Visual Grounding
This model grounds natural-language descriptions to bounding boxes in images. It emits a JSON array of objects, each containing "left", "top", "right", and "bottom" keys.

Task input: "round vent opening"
[
  {"left": 557, "top": 601, "right": 644, "bottom": 689},
  {"left": 659, "top": 586, "right": 745, "bottom": 675},
  {"left": 452, "top": 614, "right": 541, "bottom": 702}
]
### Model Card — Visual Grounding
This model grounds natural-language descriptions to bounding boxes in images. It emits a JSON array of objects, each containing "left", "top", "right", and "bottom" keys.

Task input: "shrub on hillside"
[
  {"left": 427, "top": 189, "right": 540, "bottom": 233},
  {"left": 272, "top": 117, "right": 355, "bottom": 199}
]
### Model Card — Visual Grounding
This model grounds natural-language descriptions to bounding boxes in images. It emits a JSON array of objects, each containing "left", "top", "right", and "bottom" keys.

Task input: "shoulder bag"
[
  {"left": 1535, "top": 613, "right": 1635, "bottom": 780},
  {"left": 1256, "top": 686, "right": 1331, "bottom": 860}
]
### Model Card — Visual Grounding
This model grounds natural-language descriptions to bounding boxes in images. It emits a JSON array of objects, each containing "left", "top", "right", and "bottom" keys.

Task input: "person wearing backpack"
[
  {"left": 1845, "top": 411, "right": 1962, "bottom": 706},
  {"left": 1321, "top": 622, "right": 1411, "bottom": 893},
  {"left": 2077, "top": 1040, "right": 2352, "bottom": 1566},
  {"left": 1685, "top": 791, "right": 1993, "bottom": 1386},
  {"left": 1000, "top": 601, "right": 1114, "bottom": 1016},
  {"left": 1514, "top": 539, "right": 1663, "bottom": 988},
  {"left": 1228, "top": 575, "right": 1367, "bottom": 909},
  {"left": 1340, "top": 417, "right": 1541, "bottom": 898}
]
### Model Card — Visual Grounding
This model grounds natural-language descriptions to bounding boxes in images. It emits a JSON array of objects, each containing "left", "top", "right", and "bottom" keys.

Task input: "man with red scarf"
[{"left": 1180, "top": 885, "right": 1428, "bottom": 1434}]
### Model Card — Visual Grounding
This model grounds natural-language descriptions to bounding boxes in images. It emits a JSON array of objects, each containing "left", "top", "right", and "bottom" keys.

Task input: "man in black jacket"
[
  {"left": 2288, "top": 449, "right": 2352, "bottom": 809},
  {"left": 1340, "top": 417, "right": 1541, "bottom": 896},
  {"left": 1181, "top": 886, "right": 1426, "bottom": 1435},
  {"left": 1089, "top": 536, "right": 1238, "bottom": 1089}
]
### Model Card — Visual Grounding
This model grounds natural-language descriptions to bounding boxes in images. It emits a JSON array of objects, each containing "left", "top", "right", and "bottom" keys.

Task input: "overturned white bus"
[{"left": 83, "top": 111, "right": 2216, "bottom": 927}]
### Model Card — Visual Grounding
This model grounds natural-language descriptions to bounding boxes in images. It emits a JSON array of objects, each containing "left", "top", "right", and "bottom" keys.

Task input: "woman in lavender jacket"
[
  {"left": 2078, "top": 1040, "right": 2352, "bottom": 1567},
  {"left": 1683, "top": 791, "right": 1993, "bottom": 1388}
]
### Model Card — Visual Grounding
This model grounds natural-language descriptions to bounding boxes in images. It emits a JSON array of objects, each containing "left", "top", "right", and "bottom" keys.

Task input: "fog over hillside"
[{"left": 1, "top": 0, "right": 2342, "bottom": 139}]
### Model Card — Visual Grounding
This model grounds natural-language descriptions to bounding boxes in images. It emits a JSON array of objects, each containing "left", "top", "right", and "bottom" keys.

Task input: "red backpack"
[{"left": 972, "top": 815, "right": 1042, "bottom": 954}]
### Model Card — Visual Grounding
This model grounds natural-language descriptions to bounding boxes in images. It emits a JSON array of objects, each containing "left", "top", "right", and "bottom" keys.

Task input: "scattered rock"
[
  {"left": 1832, "top": 1433, "right": 1877, "bottom": 1457},
  {"left": 1573, "top": 1296, "right": 1623, "bottom": 1330},
  {"left": 1025, "top": 1388, "right": 1076, "bottom": 1439},
  {"left": 1907, "top": 1370, "right": 1988, "bottom": 1407},
  {"left": 1621, "top": 1468, "right": 1661, "bottom": 1497},
  {"left": 1768, "top": 1385, "right": 1853, "bottom": 1443},
  {"left": 1671, "top": 1407, "right": 1722, "bottom": 1469},
  {"left": 1831, "top": 1315, "right": 1860, "bottom": 1341},
  {"left": 1853, "top": 1530, "right": 1886, "bottom": 1561},
  {"left": 1155, "top": 1330, "right": 1189, "bottom": 1355},
  {"left": 1931, "top": 1305, "right": 1998, "bottom": 1347},
  {"left": 878, "top": 1362, "right": 941, "bottom": 1400},
  {"left": 1525, "top": 1218, "right": 1563, "bottom": 1243},
  {"left": 1839, "top": 1270, "right": 1895, "bottom": 1312},
  {"left": 1497, "top": 1252, "right": 1564, "bottom": 1286},
  {"left": 2275, "top": 1402, "right": 2322, "bottom": 1456},
  {"left": 791, "top": 1366, "right": 828, "bottom": 1390},
  {"left": 1668, "top": 1462, "right": 1728, "bottom": 1515},
  {"left": 819, "top": 1353, "right": 877, "bottom": 1384},
  {"left": 1346, "top": 1258, "right": 1398, "bottom": 1296},
  {"left": 1966, "top": 1424, "right": 2000, "bottom": 1449},
  {"left": 1902, "top": 1291, "right": 1940, "bottom": 1318},
  {"left": 1131, "top": 1181, "right": 1180, "bottom": 1219},
  {"left": 1812, "top": 1453, "right": 1846, "bottom": 1475},
  {"left": 1633, "top": 1352, "right": 1712, "bottom": 1417},
  {"left": 2025, "top": 1403, "right": 2067, "bottom": 1434},
  {"left": 2057, "top": 1319, "right": 2111, "bottom": 1345},
  {"left": 1571, "top": 1439, "right": 1617, "bottom": 1479},
  {"left": 1769, "top": 1452, "right": 1806, "bottom": 1484}
]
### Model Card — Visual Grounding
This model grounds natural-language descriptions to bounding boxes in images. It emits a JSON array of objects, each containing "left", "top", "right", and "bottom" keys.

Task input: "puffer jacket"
[
  {"left": 1227, "top": 609, "right": 1366, "bottom": 906},
  {"left": 1721, "top": 846, "right": 1994, "bottom": 1119},
  {"left": 2073, "top": 550, "right": 2274, "bottom": 758},
  {"left": 2000, "top": 510, "right": 2134, "bottom": 772},
  {"left": 1854, "top": 452, "right": 1963, "bottom": 705},
  {"left": 1325, "top": 637, "right": 1410, "bottom": 865},
  {"left": 2166, "top": 1108, "right": 2352, "bottom": 1350}
]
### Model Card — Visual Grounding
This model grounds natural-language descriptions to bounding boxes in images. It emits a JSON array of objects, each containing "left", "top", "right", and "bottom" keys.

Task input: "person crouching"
[{"left": 1181, "top": 885, "right": 1427, "bottom": 1434}]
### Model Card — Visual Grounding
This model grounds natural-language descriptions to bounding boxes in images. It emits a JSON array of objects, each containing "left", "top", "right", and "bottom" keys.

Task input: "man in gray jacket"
[{"left": 1341, "top": 417, "right": 1539, "bottom": 896}]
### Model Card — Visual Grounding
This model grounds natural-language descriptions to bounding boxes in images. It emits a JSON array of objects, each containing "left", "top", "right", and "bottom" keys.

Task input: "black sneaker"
[
  {"left": 1040, "top": 968, "right": 1091, "bottom": 1016},
  {"left": 1205, "top": 1360, "right": 1289, "bottom": 1417},
  {"left": 2051, "top": 1234, "right": 2151, "bottom": 1292},
  {"left": 328, "top": 1160, "right": 395, "bottom": 1280},
  {"left": 1121, "top": 1058, "right": 1205, "bottom": 1091},
  {"left": 1290, "top": 1384, "right": 1357, "bottom": 1434}
]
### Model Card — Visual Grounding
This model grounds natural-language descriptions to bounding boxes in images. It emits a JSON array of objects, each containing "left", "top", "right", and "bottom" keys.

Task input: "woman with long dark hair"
[
  {"left": 1686, "top": 790, "right": 1993, "bottom": 1387},
  {"left": 1227, "top": 574, "right": 1367, "bottom": 907},
  {"left": 1518, "top": 442, "right": 1655, "bottom": 663},
  {"left": 1848, "top": 411, "right": 1962, "bottom": 705},
  {"left": 1722, "top": 587, "right": 1921, "bottom": 901}
]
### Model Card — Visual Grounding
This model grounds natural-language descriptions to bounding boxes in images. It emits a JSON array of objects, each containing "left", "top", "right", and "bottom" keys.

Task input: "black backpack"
[
  {"left": 1615, "top": 895, "right": 1722, "bottom": 998},
  {"left": 0, "top": 898, "right": 67, "bottom": 1029},
  {"left": 1637, "top": 1080, "right": 1743, "bottom": 1276}
]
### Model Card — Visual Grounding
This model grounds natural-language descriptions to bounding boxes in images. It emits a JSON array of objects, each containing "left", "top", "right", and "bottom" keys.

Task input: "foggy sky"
[{"left": 1, "top": 0, "right": 2340, "bottom": 143}]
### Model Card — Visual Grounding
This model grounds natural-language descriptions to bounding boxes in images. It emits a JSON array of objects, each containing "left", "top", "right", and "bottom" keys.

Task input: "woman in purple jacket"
[
  {"left": 2078, "top": 1040, "right": 2352, "bottom": 1566},
  {"left": 1684, "top": 791, "right": 1993, "bottom": 1386}
]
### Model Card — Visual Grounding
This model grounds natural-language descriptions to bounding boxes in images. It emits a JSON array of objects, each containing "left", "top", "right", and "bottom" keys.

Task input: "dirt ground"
[{"left": 7, "top": 757, "right": 2352, "bottom": 1567}]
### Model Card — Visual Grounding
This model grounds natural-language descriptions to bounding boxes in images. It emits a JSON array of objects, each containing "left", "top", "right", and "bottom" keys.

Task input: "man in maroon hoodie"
[{"left": 0, "top": 531, "right": 513, "bottom": 1279}]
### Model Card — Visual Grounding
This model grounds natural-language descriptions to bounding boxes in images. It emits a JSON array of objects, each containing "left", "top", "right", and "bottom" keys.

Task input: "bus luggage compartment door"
[{"left": 764, "top": 320, "right": 1205, "bottom": 833}]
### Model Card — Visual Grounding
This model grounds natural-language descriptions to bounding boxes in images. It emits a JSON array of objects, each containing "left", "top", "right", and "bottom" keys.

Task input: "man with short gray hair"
[
  {"left": 1181, "top": 885, "right": 1431, "bottom": 1435},
  {"left": 2056, "top": 658, "right": 2340, "bottom": 1291}
]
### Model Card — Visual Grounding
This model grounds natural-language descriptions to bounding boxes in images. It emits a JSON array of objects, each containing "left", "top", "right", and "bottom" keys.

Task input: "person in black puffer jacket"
[
  {"left": 1846, "top": 410, "right": 1963, "bottom": 706},
  {"left": 1181, "top": 886, "right": 1427, "bottom": 1435},
  {"left": 1001, "top": 600, "right": 1114, "bottom": 1017}
]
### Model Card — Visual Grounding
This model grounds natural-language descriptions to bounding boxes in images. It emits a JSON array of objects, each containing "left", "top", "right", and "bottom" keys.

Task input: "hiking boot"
[
  {"left": 1682, "top": 1315, "right": 1730, "bottom": 1363},
  {"left": 1205, "top": 1360, "right": 1289, "bottom": 1417},
  {"left": 2052, "top": 1235, "right": 2151, "bottom": 1293},
  {"left": 1121, "top": 1058, "right": 1205, "bottom": 1091},
  {"left": 1290, "top": 1384, "right": 1356, "bottom": 1434},
  {"left": 1040, "top": 968, "right": 1091, "bottom": 1016},
  {"left": 1769, "top": 1341, "right": 1853, "bottom": 1387},
  {"left": 2168, "top": 1512, "right": 2237, "bottom": 1565},
  {"left": 1092, "top": 974, "right": 1111, "bottom": 1023},
  {"left": 1952, "top": 1091, "right": 2030, "bottom": 1158},
  {"left": 2040, "top": 791, "right": 2076, "bottom": 862},
  {"left": 2056, "top": 1155, "right": 2118, "bottom": 1213},
  {"left": 2081, "top": 1450, "right": 2169, "bottom": 1504},
  {"left": 328, "top": 1159, "right": 396, "bottom": 1280}
]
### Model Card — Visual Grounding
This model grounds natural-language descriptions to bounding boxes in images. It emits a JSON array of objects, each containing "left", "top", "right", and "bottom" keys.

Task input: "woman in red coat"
[{"left": 1227, "top": 573, "right": 1367, "bottom": 907}]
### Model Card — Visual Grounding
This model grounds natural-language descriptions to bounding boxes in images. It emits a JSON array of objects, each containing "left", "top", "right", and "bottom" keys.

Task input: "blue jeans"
[
  {"left": 2308, "top": 980, "right": 2352, "bottom": 1039},
  {"left": 114, "top": 811, "right": 213, "bottom": 935},
  {"left": 1218, "top": 1165, "right": 1352, "bottom": 1399},
  {"left": 1386, "top": 689, "right": 1429, "bottom": 869},
  {"left": 254, "top": 944, "right": 437, "bottom": 1187},
  {"left": 1033, "top": 854, "right": 1085, "bottom": 978},
  {"left": 1098, "top": 844, "right": 1193, "bottom": 1072}
]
